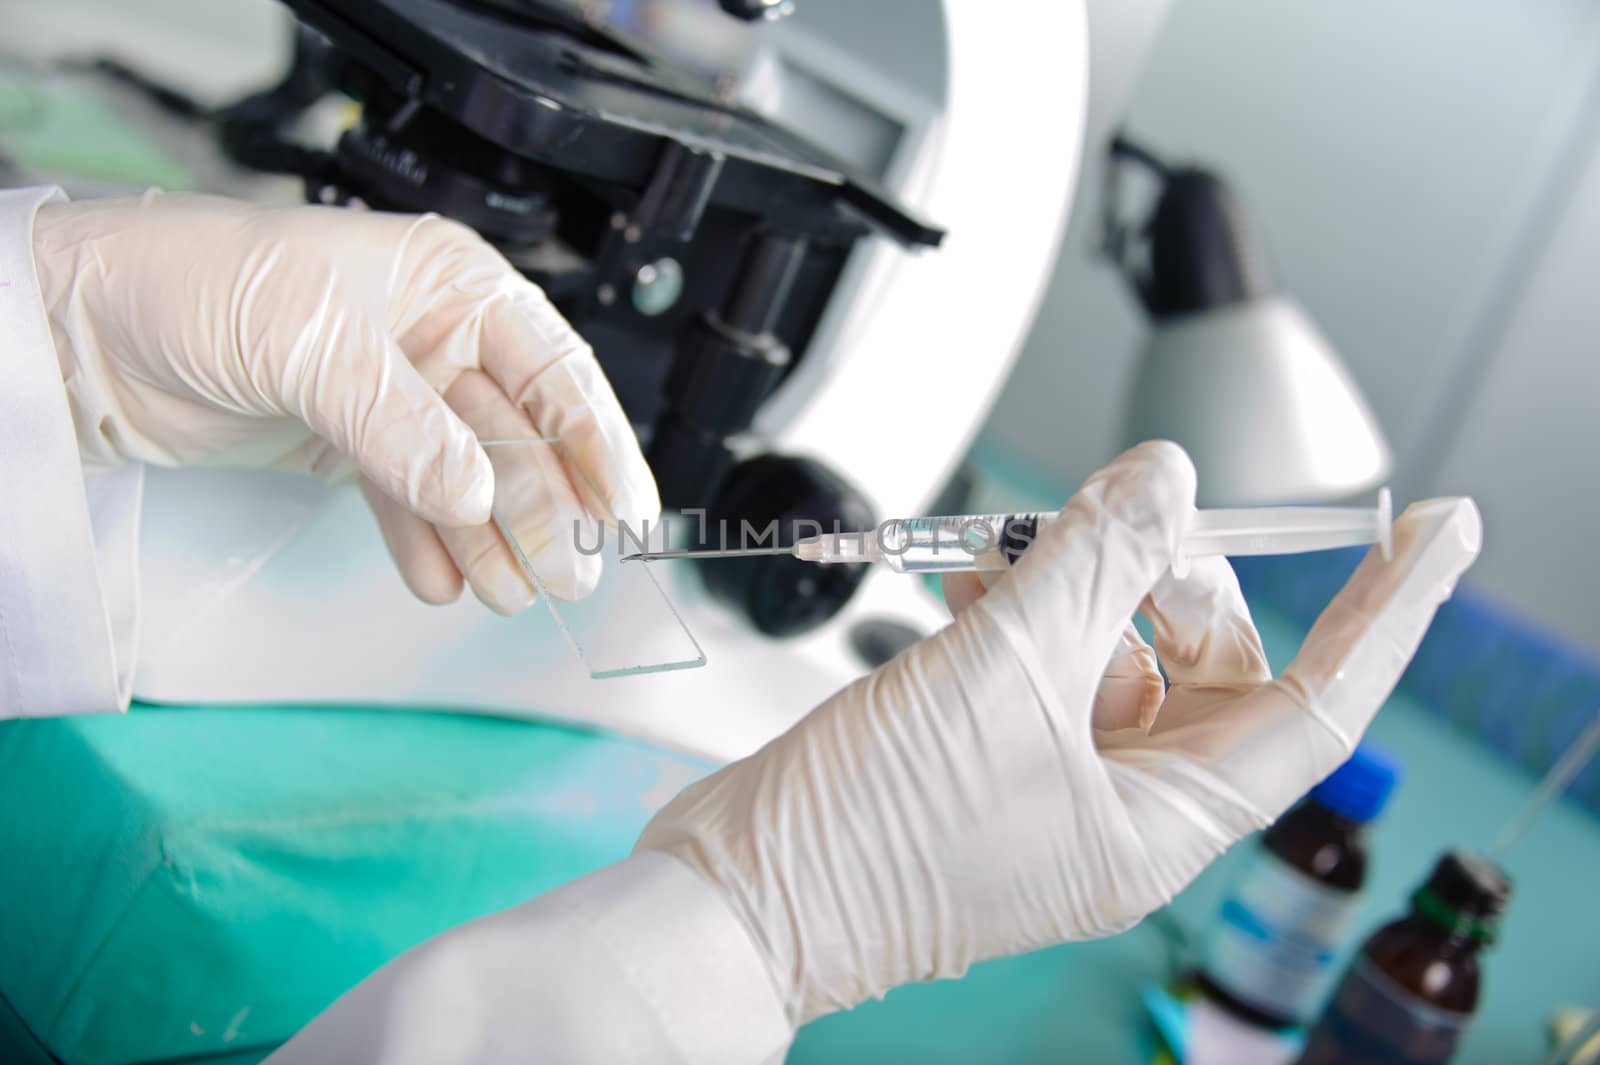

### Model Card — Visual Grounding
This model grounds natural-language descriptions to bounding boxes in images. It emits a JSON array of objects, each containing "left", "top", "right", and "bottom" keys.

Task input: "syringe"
[{"left": 625, "top": 489, "right": 1393, "bottom": 575}]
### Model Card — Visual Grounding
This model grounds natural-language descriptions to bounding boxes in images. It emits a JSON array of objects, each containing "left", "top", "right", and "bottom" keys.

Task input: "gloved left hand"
[{"left": 32, "top": 190, "right": 657, "bottom": 607}]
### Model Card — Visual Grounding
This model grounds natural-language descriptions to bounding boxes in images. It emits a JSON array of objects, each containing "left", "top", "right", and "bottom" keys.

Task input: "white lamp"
[{"left": 1106, "top": 135, "right": 1391, "bottom": 506}]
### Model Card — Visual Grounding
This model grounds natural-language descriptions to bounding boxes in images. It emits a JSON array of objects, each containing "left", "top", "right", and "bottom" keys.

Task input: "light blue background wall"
[{"left": 986, "top": 0, "right": 1600, "bottom": 652}]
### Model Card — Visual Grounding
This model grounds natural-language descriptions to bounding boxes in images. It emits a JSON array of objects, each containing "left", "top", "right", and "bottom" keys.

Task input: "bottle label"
[
  {"left": 1298, "top": 957, "right": 1472, "bottom": 1064},
  {"left": 1203, "top": 852, "right": 1360, "bottom": 1022}
]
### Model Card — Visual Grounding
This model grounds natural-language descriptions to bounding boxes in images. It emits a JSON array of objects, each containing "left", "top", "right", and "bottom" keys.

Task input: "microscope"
[{"left": 219, "top": 0, "right": 943, "bottom": 635}]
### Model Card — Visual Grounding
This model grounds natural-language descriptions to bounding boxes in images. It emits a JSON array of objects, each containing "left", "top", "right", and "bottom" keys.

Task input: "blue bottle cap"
[{"left": 1310, "top": 744, "right": 1401, "bottom": 823}]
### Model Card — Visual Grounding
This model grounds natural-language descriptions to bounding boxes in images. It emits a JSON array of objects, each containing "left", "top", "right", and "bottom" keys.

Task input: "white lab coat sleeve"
[
  {"left": 266, "top": 850, "right": 795, "bottom": 1065},
  {"left": 0, "top": 186, "right": 141, "bottom": 718}
]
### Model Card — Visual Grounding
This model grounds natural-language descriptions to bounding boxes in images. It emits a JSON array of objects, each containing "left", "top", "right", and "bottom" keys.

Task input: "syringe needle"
[
  {"left": 621, "top": 546, "right": 797, "bottom": 562},
  {"left": 1487, "top": 706, "right": 1600, "bottom": 862}
]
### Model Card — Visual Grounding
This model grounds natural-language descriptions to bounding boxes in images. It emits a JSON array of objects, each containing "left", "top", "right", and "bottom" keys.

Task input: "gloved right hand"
[
  {"left": 32, "top": 191, "right": 657, "bottom": 608},
  {"left": 638, "top": 441, "right": 1482, "bottom": 1024}
]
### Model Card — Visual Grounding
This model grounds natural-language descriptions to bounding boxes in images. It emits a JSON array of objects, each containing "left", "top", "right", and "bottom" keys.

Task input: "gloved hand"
[
  {"left": 638, "top": 441, "right": 1481, "bottom": 1024},
  {"left": 32, "top": 190, "right": 657, "bottom": 607}
]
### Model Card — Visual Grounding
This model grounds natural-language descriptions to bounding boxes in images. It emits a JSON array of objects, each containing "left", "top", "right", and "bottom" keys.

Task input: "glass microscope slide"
[{"left": 481, "top": 437, "right": 706, "bottom": 679}]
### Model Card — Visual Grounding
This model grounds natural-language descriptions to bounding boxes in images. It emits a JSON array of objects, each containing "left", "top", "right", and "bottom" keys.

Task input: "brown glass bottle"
[
  {"left": 1296, "top": 850, "right": 1511, "bottom": 1065},
  {"left": 1198, "top": 746, "right": 1398, "bottom": 1029}
]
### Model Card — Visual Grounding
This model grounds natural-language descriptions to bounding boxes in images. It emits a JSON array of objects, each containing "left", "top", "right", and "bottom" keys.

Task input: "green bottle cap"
[{"left": 1410, "top": 849, "right": 1512, "bottom": 946}]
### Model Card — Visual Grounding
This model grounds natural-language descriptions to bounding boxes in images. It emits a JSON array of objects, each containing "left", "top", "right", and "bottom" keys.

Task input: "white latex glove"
[
  {"left": 33, "top": 190, "right": 658, "bottom": 607},
  {"left": 638, "top": 441, "right": 1482, "bottom": 1024}
]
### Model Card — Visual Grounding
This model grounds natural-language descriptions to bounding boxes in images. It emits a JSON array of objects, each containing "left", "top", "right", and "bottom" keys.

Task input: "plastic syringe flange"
[{"left": 1377, "top": 486, "right": 1394, "bottom": 562}]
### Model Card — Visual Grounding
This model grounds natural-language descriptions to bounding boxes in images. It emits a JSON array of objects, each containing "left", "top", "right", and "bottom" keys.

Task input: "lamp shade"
[{"left": 1124, "top": 296, "right": 1392, "bottom": 506}]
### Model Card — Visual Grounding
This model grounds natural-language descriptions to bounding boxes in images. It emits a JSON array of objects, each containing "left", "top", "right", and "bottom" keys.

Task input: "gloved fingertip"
[
  {"left": 566, "top": 563, "right": 603, "bottom": 603},
  {"left": 1378, "top": 496, "right": 1483, "bottom": 598},
  {"left": 475, "top": 564, "right": 539, "bottom": 616},
  {"left": 584, "top": 439, "right": 661, "bottom": 529},
  {"left": 409, "top": 568, "right": 466, "bottom": 606},
  {"left": 942, "top": 571, "right": 988, "bottom": 615},
  {"left": 1043, "top": 439, "right": 1197, "bottom": 571},
  {"left": 1281, "top": 495, "right": 1482, "bottom": 732},
  {"left": 1076, "top": 440, "right": 1198, "bottom": 545},
  {"left": 530, "top": 541, "right": 603, "bottom": 602},
  {"left": 1118, "top": 440, "right": 1198, "bottom": 501},
  {"left": 1398, "top": 496, "right": 1482, "bottom": 557},
  {"left": 607, "top": 478, "right": 663, "bottom": 530}
]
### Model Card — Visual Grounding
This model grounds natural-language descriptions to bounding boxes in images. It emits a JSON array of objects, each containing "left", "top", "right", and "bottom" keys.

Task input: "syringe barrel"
[
  {"left": 798, "top": 514, "right": 1053, "bottom": 572},
  {"left": 1183, "top": 501, "right": 1387, "bottom": 559}
]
